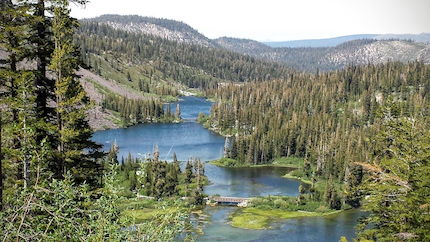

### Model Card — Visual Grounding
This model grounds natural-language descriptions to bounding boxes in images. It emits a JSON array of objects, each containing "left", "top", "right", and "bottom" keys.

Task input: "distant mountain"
[
  {"left": 263, "top": 33, "right": 430, "bottom": 48},
  {"left": 80, "top": 15, "right": 430, "bottom": 73},
  {"left": 375, "top": 33, "right": 430, "bottom": 43},
  {"left": 263, "top": 34, "right": 379, "bottom": 48},
  {"left": 81, "top": 14, "right": 217, "bottom": 48},
  {"left": 214, "top": 37, "right": 271, "bottom": 52},
  {"left": 217, "top": 37, "right": 430, "bottom": 72}
]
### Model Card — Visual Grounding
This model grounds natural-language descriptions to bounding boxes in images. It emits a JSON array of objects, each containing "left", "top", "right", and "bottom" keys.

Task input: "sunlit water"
[{"left": 92, "top": 96, "right": 362, "bottom": 242}]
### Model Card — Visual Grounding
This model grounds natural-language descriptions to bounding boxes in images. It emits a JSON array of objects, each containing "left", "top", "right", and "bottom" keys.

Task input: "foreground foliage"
[
  {"left": 1, "top": 1, "right": 190, "bottom": 240},
  {"left": 355, "top": 105, "right": 430, "bottom": 241},
  {"left": 1, "top": 164, "right": 189, "bottom": 241}
]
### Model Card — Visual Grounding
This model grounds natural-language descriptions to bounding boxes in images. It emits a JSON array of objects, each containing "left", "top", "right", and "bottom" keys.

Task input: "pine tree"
[
  {"left": 49, "top": 0, "right": 102, "bottom": 184},
  {"left": 0, "top": 0, "right": 31, "bottom": 185},
  {"left": 184, "top": 159, "right": 193, "bottom": 197},
  {"left": 106, "top": 141, "right": 119, "bottom": 164},
  {"left": 356, "top": 103, "right": 430, "bottom": 241},
  {"left": 324, "top": 175, "right": 340, "bottom": 209}
]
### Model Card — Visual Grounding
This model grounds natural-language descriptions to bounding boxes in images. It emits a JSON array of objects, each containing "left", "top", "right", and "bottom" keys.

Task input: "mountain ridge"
[
  {"left": 82, "top": 14, "right": 430, "bottom": 73},
  {"left": 263, "top": 33, "right": 430, "bottom": 48},
  {"left": 82, "top": 14, "right": 217, "bottom": 48}
]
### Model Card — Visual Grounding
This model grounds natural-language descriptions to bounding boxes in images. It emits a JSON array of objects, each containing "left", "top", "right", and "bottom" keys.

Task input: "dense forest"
[
  {"left": 74, "top": 21, "right": 293, "bottom": 89},
  {"left": 203, "top": 60, "right": 430, "bottom": 240},
  {"left": 206, "top": 61, "right": 430, "bottom": 168},
  {"left": 215, "top": 37, "right": 430, "bottom": 73},
  {"left": 101, "top": 93, "right": 180, "bottom": 126},
  {"left": 106, "top": 143, "right": 206, "bottom": 204}
]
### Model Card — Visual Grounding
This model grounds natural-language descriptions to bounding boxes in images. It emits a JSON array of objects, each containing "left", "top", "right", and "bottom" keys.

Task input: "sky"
[{"left": 70, "top": 0, "right": 430, "bottom": 42}]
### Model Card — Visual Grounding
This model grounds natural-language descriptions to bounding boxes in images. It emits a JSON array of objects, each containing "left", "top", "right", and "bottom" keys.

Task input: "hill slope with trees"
[
  {"left": 74, "top": 20, "right": 294, "bottom": 89},
  {"left": 215, "top": 38, "right": 430, "bottom": 72},
  {"left": 81, "top": 15, "right": 430, "bottom": 73},
  {"left": 203, "top": 60, "right": 430, "bottom": 240}
]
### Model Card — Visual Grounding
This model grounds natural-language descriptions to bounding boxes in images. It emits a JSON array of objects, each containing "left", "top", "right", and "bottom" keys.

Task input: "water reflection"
[{"left": 92, "top": 97, "right": 361, "bottom": 242}]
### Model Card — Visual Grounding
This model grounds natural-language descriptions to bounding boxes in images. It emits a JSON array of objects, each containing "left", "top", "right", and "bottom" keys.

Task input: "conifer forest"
[{"left": 1, "top": 0, "right": 430, "bottom": 241}]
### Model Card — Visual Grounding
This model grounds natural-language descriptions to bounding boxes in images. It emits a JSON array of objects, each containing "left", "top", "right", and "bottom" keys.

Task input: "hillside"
[
  {"left": 216, "top": 38, "right": 430, "bottom": 72},
  {"left": 80, "top": 15, "right": 430, "bottom": 74},
  {"left": 262, "top": 34, "right": 379, "bottom": 48},
  {"left": 75, "top": 20, "right": 293, "bottom": 89},
  {"left": 262, "top": 33, "right": 430, "bottom": 48},
  {"left": 73, "top": 15, "right": 430, "bottom": 129},
  {"left": 82, "top": 14, "right": 216, "bottom": 48}
]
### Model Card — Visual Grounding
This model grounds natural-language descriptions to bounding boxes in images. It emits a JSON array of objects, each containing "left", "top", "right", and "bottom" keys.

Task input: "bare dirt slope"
[
  {"left": 77, "top": 67, "right": 143, "bottom": 102},
  {"left": 1, "top": 49, "right": 138, "bottom": 131},
  {"left": 77, "top": 67, "right": 146, "bottom": 131}
]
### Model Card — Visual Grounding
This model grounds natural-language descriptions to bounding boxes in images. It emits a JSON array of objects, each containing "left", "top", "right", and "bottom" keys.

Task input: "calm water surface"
[
  {"left": 92, "top": 96, "right": 361, "bottom": 242},
  {"left": 92, "top": 96, "right": 223, "bottom": 161}
]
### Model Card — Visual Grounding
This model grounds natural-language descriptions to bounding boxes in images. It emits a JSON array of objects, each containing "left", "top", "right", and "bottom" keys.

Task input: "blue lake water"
[{"left": 92, "top": 96, "right": 362, "bottom": 242}]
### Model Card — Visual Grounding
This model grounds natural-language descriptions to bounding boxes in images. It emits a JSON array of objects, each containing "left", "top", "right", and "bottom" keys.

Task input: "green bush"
[{"left": 274, "top": 199, "right": 289, "bottom": 209}]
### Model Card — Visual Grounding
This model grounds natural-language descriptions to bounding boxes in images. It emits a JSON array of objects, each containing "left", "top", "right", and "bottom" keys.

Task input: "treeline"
[
  {"left": 74, "top": 21, "right": 293, "bottom": 88},
  {"left": 101, "top": 93, "right": 180, "bottom": 126},
  {"left": 205, "top": 61, "right": 430, "bottom": 183},
  {"left": 217, "top": 37, "right": 429, "bottom": 73},
  {"left": 87, "top": 14, "right": 203, "bottom": 35},
  {"left": 107, "top": 144, "right": 206, "bottom": 204}
]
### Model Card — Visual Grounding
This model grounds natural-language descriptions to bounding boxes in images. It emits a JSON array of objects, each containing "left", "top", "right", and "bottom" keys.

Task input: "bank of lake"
[
  {"left": 209, "top": 156, "right": 349, "bottom": 230},
  {"left": 93, "top": 96, "right": 361, "bottom": 241}
]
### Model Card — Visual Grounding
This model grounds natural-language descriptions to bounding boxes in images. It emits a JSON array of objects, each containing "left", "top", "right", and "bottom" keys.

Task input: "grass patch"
[
  {"left": 272, "top": 156, "right": 304, "bottom": 168},
  {"left": 245, "top": 207, "right": 320, "bottom": 219},
  {"left": 122, "top": 208, "right": 155, "bottom": 223},
  {"left": 210, "top": 157, "right": 244, "bottom": 167},
  {"left": 210, "top": 156, "right": 307, "bottom": 169},
  {"left": 230, "top": 211, "right": 269, "bottom": 230},
  {"left": 230, "top": 207, "right": 339, "bottom": 230},
  {"left": 283, "top": 173, "right": 313, "bottom": 185}
]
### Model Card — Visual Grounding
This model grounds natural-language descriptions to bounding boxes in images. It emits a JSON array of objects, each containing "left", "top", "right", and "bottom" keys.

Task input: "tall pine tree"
[{"left": 49, "top": 0, "right": 102, "bottom": 184}]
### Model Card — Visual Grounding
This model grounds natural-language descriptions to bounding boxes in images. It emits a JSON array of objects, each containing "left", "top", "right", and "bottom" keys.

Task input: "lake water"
[
  {"left": 92, "top": 96, "right": 223, "bottom": 161},
  {"left": 92, "top": 96, "right": 361, "bottom": 242}
]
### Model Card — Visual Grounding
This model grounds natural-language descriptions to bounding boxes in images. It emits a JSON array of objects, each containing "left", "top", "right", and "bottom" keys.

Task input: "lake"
[{"left": 92, "top": 96, "right": 361, "bottom": 241}]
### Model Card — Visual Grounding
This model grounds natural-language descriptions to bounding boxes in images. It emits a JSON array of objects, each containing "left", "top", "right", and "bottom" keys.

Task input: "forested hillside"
[
  {"left": 206, "top": 61, "right": 430, "bottom": 172},
  {"left": 204, "top": 60, "right": 430, "bottom": 239},
  {"left": 81, "top": 15, "right": 430, "bottom": 74},
  {"left": 74, "top": 20, "right": 293, "bottom": 90},
  {"left": 216, "top": 38, "right": 430, "bottom": 72},
  {"left": 83, "top": 14, "right": 216, "bottom": 47}
]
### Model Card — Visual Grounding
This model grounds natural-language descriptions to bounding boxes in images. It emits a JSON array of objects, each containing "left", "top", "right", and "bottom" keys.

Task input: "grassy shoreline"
[
  {"left": 209, "top": 156, "right": 304, "bottom": 168},
  {"left": 282, "top": 173, "right": 313, "bottom": 184},
  {"left": 209, "top": 156, "right": 315, "bottom": 184},
  {"left": 230, "top": 207, "right": 341, "bottom": 230}
]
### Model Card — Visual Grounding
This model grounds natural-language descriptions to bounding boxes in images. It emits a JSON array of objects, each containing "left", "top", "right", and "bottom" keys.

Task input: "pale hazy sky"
[{"left": 70, "top": 0, "right": 430, "bottom": 41}]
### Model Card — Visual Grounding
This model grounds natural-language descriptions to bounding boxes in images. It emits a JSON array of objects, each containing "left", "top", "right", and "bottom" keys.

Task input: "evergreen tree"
[
  {"left": 324, "top": 175, "right": 340, "bottom": 209},
  {"left": 355, "top": 103, "right": 430, "bottom": 241},
  {"left": 0, "top": 0, "right": 35, "bottom": 187},
  {"left": 106, "top": 140, "right": 119, "bottom": 164},
  {"left": 49, "top": 0, "right": 102, "bottom": 183}
]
